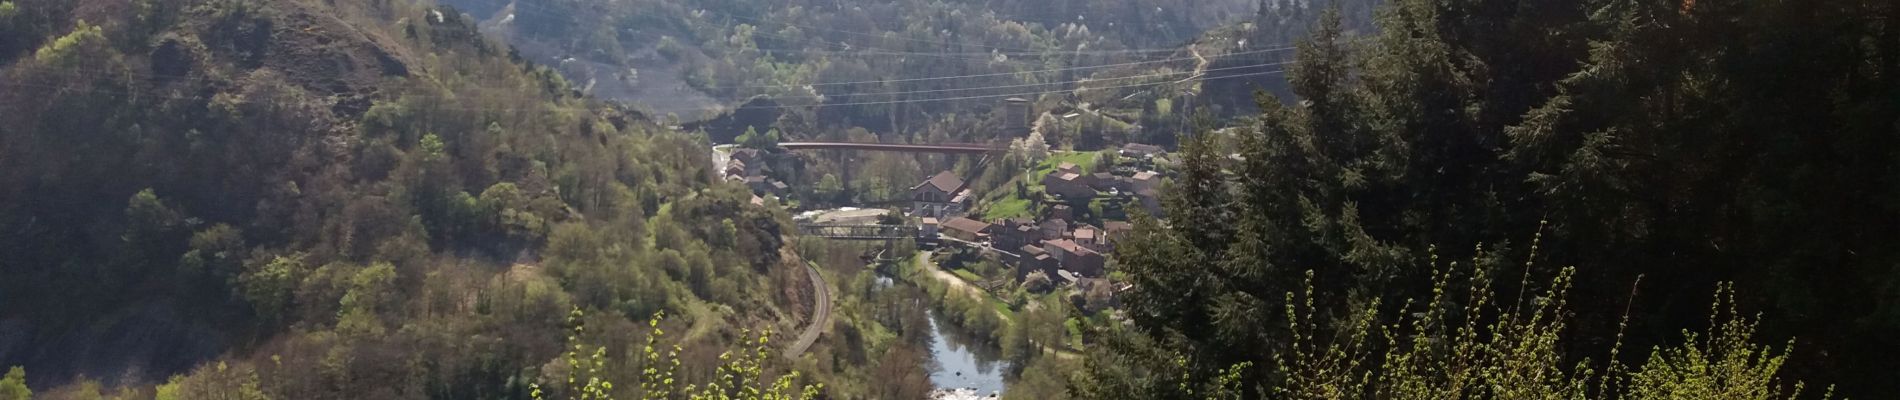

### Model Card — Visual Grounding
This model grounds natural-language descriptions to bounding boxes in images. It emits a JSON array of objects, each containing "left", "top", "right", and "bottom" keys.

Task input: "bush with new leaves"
[
  {"left": 531, "top": 307, "right": 823, "bottom": 400},
  {"left": 1271, "top": 240, "right": 1834, "bottom": 399}
]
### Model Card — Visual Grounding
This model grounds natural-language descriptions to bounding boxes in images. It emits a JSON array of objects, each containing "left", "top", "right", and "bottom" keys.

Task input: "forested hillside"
[
  {"left": 422, "top": 0, "right": 1387, "bottom": 210},
  {"left": 3, "top": 0, "right": 1898, "bottom": 399},
  {"left": 1083, "top": 0, "right": 1900, "bottom": 398},
  {"left": 442, "top": 0, "right": 1382, "bottom": 128},
  {"left": 0, "top": 0, "right": 838, "bottom": 398}
]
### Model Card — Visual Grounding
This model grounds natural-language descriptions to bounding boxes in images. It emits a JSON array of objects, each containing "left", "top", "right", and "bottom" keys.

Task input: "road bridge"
[
  {"left": 778, "top": 142, "right": 1004, "bottom": 154},
  {"left": 775, "top": 141, "right": 1003, "bottom": 204},
  {"left": 797, "top": 223, "right": 922, "bottom": 240}
]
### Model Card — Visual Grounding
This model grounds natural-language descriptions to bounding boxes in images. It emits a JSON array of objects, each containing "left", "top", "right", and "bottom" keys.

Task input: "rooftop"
[
  {"left": 914, "top": 171, "right": 967, "bottom": 193},
  {"left": 942, "top": 217, "right": 991, "bottom": 234},
  {"left": 1045, "top": 238, "right": 1083, "bottom": 253}
]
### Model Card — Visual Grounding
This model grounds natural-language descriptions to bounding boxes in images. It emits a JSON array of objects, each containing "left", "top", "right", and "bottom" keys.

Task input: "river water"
[
  {"left": 926, "top": 308, "right": 1009, "bottom": 396},
  {"left": 874, "top": 275, "right": 1011, "bottom": 396}
]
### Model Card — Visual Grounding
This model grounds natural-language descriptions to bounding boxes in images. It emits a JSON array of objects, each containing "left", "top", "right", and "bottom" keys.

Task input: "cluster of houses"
[
  {"left": 911, "top": 142, "right": 1170, "bottom": 289},
  {"left": 932, "top": 212, "right": 1136, "bottom": 287},
  {"left": 722, "top": 148, "right": 790, "bottom": 199},
  {"left": 1040, "top": 161, "right": 1164, "bottom": 217},
  {"left": 1040, "top": 143, "right": 1171, "bottom": 218}
]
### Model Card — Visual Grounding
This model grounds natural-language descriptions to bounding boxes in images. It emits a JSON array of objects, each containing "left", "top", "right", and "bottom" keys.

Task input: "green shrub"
[
  {"left": 531, "top": 308, "right": 822, "bottom": 400},
  {"left": 0, "top": 366, "right": 28, "bottom": 400},
  {"left": 1271, "top": 246, "right": 1833, "bottom": 399}
]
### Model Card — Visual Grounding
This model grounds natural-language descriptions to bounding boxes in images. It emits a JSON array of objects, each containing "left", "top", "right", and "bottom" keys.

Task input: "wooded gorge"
[
  {"left": 0, "top": 0, "right": 1897, "bottom": 399},
  {"left": 1086, "top": 1, "right": 1900, "bottom": 398},
  {"left": 0, "top": 0, "right": 827, "bottom": 398}
]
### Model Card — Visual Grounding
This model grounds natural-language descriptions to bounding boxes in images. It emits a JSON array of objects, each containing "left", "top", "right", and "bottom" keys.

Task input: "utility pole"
[{"left": 837, "top": 149, "right": 852, "bottom": 204}]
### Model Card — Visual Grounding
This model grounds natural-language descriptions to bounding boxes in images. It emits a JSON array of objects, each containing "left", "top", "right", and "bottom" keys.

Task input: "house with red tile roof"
[
  {"left": 993, "top": 218, "right": 1039, "bottom": 250},
  {"left": 1043, "top": 238, "right": 1106, "bottom": 277},
  {"left": 1042, "top": 170, "right": 1097, "bottom": 200},
  {"left": 940, "top": 216, "right": 992, "bottom": 242},
  {"left": 911, "top": 171, "right": 972, "bottom": 218},
  {"left": 1073, "top": 224, "right": 1106, "bottom": 253}
]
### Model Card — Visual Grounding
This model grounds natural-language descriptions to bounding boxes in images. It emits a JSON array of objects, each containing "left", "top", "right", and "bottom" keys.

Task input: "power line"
[
  {"left": 0, "top": 2, "right": 1315, "bottom": 116},
  {"left": 692, "top": 4, "right": 1245, "bottom": 56},
  {"left": 0, "top": 32, "right": 1295, "bottom": 98},
  {"left": 486, "top": 0, "right": 1308, "bottom": 94},
  {"left": 0, "top": 40, "right": 1294, "bottom": 98},
  {"left": 701, "top": 45, "right": 1294, "bottom": 90},
  {"left": 0, "top": 64, "right": 1290, "bottom": 117},
  {"left": 644, "top": 68, "right": 1292, "bottom": 115},
  {"left": 500, "top": 1, "right": 1284, "bottom": 63},
  {"left": 498, "top": 0, "right": 1043, "bottom": 67},
  {"left": 803, "top": 60, "right": 1294, "bottom": 100},
  {"left": 1, "top": 23, "right": 1311, "bottom": 113},
  {"left": 700, "top": 7, "right": 1042, "bottom": 55}
]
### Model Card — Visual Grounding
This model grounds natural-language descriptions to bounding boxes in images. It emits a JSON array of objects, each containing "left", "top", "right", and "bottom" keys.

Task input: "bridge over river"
[
  {"left": 777, "top": 142, "right": 1003, "bottom": 154},
  {"left": 796, "top": 223, "right": 923, "bottom": 240},
  {"left": 763, "top": 140, "right": 1007, "bottom": 212}
]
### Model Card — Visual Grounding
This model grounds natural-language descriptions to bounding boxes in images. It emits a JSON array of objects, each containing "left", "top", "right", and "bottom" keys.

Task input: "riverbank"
[
  {"left": 895, "top": 252, "right": 1012, "bottom": 341},
  {"left": 929, "top": 387, "right": 1001, "bottom": 400},
  {"left": 869, "top": 251, "right": 1015, "bottom": 395}
]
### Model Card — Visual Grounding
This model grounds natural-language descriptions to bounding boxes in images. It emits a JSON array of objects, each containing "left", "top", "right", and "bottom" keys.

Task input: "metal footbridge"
[{"left": 796, "top": 223, "right": 923, "bottom": 240}]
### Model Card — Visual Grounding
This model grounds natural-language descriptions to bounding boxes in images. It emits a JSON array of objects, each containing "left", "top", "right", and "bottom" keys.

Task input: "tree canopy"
[{"left": 1086, "top": 0, "right": 1900, "bottom": 397}]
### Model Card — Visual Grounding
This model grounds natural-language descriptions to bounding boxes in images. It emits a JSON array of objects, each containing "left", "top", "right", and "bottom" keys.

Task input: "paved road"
[
  {"left": 710, "top": 144, "right": 733, "bottom": 180},
  {"left": 784, "top": 261, "right": 832, "bottom": 358}
]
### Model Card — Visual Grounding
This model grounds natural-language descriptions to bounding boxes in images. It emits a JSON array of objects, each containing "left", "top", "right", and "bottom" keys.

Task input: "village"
[
  {"left": 697, "top": 93, "right": 1185, "bottom": 399},
  {"left": 914, "top": 148, "right": 1165, "bottom": 295},
  {"left": 717, "top": 132, "right": 1175, "bottom": 342}
]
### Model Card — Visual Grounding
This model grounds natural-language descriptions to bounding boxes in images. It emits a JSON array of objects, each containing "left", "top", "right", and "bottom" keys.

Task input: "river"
[
  {"left": 873, "top": 275, "right": 1011, "bottom": 397},
  {"left": 925, "top": 308, "right": 1009, "bottom": 396}
]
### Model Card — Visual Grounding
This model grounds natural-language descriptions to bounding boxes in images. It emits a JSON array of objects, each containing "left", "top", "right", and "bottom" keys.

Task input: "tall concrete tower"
[{"left": 1003, "top": 97, "right": 1032, "bottom": 137}]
